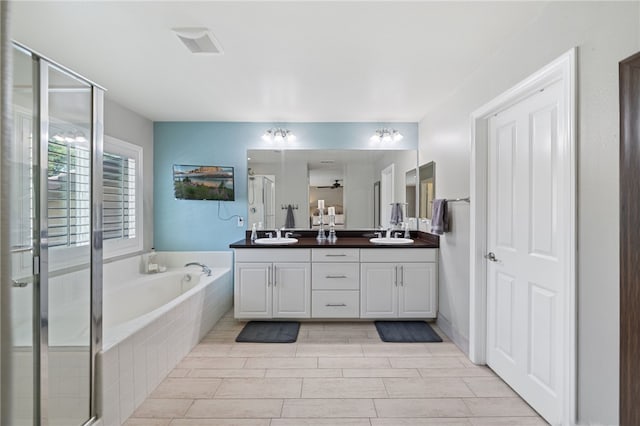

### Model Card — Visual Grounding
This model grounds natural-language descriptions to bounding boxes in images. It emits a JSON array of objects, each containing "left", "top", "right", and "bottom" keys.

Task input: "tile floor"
[{"left": 125, "top": 310, "right": 547, "bottom": 426}]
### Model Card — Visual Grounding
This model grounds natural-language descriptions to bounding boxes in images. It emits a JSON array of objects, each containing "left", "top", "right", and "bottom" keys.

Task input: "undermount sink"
[
  {"left": 369, "top": 237, "right": 414, "bottom": 245},
  {"left": 254, "top": 237, "right": 298, "bottom": 245}
]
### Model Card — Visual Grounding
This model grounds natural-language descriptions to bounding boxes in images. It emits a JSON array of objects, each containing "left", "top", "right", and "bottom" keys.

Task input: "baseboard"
[{"left": 437, "top": 313, "right": 471, "bottom": 358}]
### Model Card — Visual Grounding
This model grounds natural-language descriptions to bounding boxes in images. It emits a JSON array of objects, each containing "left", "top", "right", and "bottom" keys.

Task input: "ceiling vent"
[{"left": 173, "top": 27, "right": 223, "bottom": 55}]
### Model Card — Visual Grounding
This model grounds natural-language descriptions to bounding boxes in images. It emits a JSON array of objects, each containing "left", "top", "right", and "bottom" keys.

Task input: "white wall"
[
  {"left": 418, "top": 2, "right": 639, "bottom": 424},
  {"left": 104, "top": 98, "right": 154, "bottom": 251}
]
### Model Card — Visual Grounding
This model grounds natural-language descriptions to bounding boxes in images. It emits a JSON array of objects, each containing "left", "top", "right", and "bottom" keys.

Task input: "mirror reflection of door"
[
  {"left": 419, "top": 162, "right": 436, "bottom": 219},
  {"left": 373, "top": 181, "right": 380, "bottom": 228},
  {"left": 405, "top": 169, "right": 417, "bottom": 218},
  {"left": 380, "top": 164, "right": 395, "bottom": 227}
]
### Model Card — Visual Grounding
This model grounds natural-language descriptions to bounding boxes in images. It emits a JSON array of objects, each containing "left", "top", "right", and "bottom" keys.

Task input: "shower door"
[
  {"left": 6, "top": 43, "right": 103, "bottom": 426},
  {"left": 9, "top": 45, "right": 38, "bottom": 426},
  {"left": 43, "top": 62, "right": 94, "bottom": 426}
]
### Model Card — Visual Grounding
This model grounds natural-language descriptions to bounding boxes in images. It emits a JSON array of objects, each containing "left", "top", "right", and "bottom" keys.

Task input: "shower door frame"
[{"left": 15, "top": 41, "right": 104, "bottom": 426}]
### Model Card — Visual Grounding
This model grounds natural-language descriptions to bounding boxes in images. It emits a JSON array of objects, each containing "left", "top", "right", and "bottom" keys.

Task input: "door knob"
[{"left": 485, "top": 252, "right": 499, "bottom": 262}]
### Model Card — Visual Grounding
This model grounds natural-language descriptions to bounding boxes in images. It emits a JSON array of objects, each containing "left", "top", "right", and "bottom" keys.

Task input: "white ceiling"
[{"left": 11, "top": 1, "right": 549, "bottom": 122}]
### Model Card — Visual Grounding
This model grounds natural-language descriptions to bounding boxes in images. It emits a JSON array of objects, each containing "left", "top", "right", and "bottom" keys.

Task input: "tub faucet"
[{"left": 185, "top": 262, "right": 211, "bottom": 276}]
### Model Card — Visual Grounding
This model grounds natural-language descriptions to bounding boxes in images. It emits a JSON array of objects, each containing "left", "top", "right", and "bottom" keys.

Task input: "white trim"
[
  {"left": 469, "top": 48, "right": 576, "bottom": 426},
  {"left": 102, "top": 135, "right": 144, "bottom": 259},
  {"left": 436, "top": 312, "right": 469, "bottom": 355}
]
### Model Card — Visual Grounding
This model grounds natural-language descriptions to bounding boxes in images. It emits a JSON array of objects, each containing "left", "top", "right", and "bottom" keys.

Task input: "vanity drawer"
[
  {"left": 312, "top": 263, "right": 360, "bottom": 290},
  {"left": 235, "top": 249, "right": 311, "bottom": 263},
  {"left": 312, "top": 248, "right": 360, "bottom": 262},
  {"left": 312, "top": 291, "right": 360, "bottom": 318},
  {"left": 360, "top": 248, "right": 437, "bottom": 263}
]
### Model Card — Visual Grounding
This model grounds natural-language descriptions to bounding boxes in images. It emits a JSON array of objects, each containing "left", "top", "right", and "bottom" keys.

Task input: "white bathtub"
[
  {"left": 103, "top": 267, "right": 228, "bottom": 351},
  {"left": 98, "top": 252, "right": 233, "bottom": 426}
]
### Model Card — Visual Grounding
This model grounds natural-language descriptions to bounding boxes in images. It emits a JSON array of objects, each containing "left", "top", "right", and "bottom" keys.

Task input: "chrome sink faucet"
[
  {"left": 185, "top": 262, "right": 211, "bottom": 276},
  {"left": 276, "top": 227, "right": 285, "bottom": 239}
]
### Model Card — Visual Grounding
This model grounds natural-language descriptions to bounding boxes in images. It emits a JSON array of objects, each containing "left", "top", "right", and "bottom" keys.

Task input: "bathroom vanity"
[{"left": 229, "top": 232, "right": 439, "bottom": 320}]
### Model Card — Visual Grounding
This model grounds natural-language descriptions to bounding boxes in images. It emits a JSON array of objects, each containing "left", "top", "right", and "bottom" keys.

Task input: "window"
[
  {"left": 47, "top": 137, "right": 91, "bottom": 248},
  {"left": 46, "top": 133, "right": 143, "bottom": 258},
  {"left": 103, "top": 152, "right": 136, "bottom": 241},
  {"left": 103, "top": 135, "right": 143, "bottom": 258}
]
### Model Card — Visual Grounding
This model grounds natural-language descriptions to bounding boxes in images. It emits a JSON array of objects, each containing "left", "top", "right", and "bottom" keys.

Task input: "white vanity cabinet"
[
  {"left": 233, "top": 246, "right": 438, "bottom": 320},
  {"left": 234, "top": 249, "right": 311, "bottom": 319},
  {"left": 360, "top": 249, "right": 438, "bottom": 319}
]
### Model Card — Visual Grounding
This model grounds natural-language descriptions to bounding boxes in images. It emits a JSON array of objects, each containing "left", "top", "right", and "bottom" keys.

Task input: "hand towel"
[
  {"left": 390, "top": 203, "right": 403, "bottom": 225},
  {"left": 431, "top": 199, "right": 448, "bottom": 235},
  {"left": 285, "top": 204, "right": 295, "bottom": 228}
]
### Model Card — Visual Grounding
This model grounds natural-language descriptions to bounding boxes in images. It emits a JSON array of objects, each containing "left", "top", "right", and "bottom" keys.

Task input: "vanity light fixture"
[
  {"left": 262, "top": 128, "right": 296, "bottom": 143},
  {"left": 370, "top": 128, "right": 403, "bottom": 143}
]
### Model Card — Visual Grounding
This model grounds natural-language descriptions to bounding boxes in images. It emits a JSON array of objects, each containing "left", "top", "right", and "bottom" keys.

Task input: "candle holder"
[
  {"left": 316, "top": 209, "right": 327, "bottom": 241},
  {"left": 328, "top": 214, "right": 338, "bottom": 243}
]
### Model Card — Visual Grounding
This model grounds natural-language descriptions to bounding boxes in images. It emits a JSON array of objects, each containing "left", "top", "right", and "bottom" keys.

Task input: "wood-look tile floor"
[{"left": 125, "top": 310, "right": 547, "bottom": 426}]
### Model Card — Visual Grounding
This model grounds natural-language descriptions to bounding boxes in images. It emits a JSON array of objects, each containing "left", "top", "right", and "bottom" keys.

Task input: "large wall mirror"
[{"left": 247, "top": 149, "right": 418, "bottom": 230}]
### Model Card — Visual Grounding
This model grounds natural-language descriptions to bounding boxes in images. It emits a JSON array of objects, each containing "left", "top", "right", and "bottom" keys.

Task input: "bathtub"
[
  {"left": 98, "top": 251, "right": 233, "bottom": 426},
  {"left": 103, "top": 267, "right": 228, "bottom": 351}
]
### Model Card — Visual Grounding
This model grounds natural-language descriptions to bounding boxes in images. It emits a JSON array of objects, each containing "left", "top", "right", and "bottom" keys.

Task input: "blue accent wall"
[{"left": 154, "top": 122, "right": 418, "bottom": 251}]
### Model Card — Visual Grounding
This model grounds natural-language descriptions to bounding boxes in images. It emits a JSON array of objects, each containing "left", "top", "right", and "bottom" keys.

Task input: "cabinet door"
[
  {"left": 398, "top": 262, "right": 437, "bottom": 318},
  {"left": 235, "top": 262, "right": 272, "bottom": 318},
  {"left": 273, "top": 262, "right": 311, "bottom": 318},
  {"left": 360, "top": 263, "right": 398, "bottom": 318}
]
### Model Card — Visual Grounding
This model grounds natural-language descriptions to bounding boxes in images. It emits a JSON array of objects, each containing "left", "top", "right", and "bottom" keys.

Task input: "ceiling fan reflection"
[{"left": 317, "top": 179, "right": 343, "bottom": 189}]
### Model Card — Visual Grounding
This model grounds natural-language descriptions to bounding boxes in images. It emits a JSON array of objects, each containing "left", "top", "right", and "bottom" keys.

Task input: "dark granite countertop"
[{"left": 229, "top": 230, "right": 439, "bottom": 249}]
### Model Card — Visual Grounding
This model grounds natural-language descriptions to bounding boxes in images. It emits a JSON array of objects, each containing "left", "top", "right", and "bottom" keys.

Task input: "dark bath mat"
[
  {"left": 374, "top": 320, "right": 443, "bottom": 343},
  {"left": 236, "top": 321, "right": 300, "bottom": 343}
]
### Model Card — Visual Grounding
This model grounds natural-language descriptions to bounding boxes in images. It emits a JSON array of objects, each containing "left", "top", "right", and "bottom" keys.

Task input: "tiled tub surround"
[{"left": 98, "top": 252, "right": 233, "bottom": 426}]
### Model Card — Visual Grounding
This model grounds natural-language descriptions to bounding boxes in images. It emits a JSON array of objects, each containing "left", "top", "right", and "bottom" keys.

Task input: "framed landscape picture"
[{"left": 173, "top": 164, "right": 235, "bottom": 201}]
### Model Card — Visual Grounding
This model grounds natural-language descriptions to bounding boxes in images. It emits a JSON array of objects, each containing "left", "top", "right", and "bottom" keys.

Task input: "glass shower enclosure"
[{"left": 6, "top": 43, "right": 104, "bottom": 426}]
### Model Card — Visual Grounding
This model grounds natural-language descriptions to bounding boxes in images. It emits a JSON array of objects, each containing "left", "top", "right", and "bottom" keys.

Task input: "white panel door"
[
  {"left": 360, "top": 263, "right": 398, "bottom": 318},
  {"left": 235, "top": 262, "right": 272, "bottom": 318},
  {"left": 487, "top": 80, "right": 565, "bottom": 424},
  {"left": 273, "top": 262, "right": 311, "bottom": 318}
]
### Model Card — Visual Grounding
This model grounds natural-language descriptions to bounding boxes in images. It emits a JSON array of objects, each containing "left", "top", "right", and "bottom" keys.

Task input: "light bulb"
[
  {"left": 52, "top": 134, "right": 65, "bottom": 142},
  {"left": 393, "top": 131, "right": 403, "bottom": 142},
  {"left": 262, "top": 131, "right": 273, "bottom": 142},
  {"left": 286, "top": 132, "right": 296, "bottom": 142},
  {"left": 382, "top": 132, "right": 392, "bottom": 143},
  {"left": 274, "top": 130, "right": 284, "bottom": 143}
]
